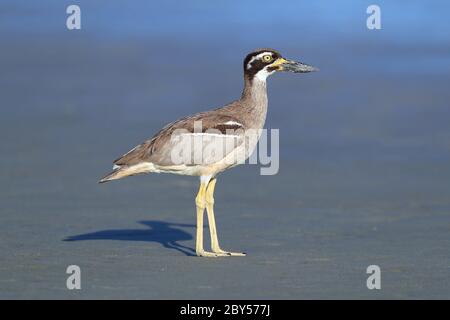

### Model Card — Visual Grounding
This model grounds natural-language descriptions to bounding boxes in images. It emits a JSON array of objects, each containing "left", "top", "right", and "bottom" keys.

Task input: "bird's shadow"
[{"left": 64, "top": 220, "right": 196, "bottom": 256}]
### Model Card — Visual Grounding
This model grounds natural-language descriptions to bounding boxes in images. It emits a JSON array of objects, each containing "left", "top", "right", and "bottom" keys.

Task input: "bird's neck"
[
  {"left": 241, "top": 74, "right": 267, "bottom": 101},
  {"left": 240, "top": 75, "right": 268, "bottom": 114},
  {"left": 238, "top": 75, "right": 269, "bottom": 129}
]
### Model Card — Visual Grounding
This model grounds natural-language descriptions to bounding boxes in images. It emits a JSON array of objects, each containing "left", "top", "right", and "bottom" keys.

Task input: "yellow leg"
[
  {"left": 205, "top": 178, "right": 246, "bottom": 257},
  {"left": 195, "top": 180, "right": 220, "bottom": 257}
]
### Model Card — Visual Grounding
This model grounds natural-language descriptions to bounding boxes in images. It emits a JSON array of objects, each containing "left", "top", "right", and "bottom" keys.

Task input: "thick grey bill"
[{"left": 282, "top": 60, "right": 319, "bottom": 73}]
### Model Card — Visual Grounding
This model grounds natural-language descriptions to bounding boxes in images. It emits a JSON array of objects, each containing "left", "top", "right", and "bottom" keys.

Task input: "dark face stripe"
[{"left": 243, "top": 49, "right": 282, "bottom": 80}]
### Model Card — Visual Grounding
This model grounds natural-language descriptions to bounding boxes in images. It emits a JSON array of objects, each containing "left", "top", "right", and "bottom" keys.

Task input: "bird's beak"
[{"left": 272, "top": 58, "right": 319, "bottom": 73}]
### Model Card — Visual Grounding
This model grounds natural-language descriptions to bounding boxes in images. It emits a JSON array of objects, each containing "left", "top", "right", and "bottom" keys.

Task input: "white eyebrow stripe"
[{"left": 246, "top": 52, "right": 273, "bottom": 69}]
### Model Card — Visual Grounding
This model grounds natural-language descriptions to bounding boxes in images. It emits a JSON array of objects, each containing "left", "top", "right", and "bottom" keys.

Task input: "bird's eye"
[{"left": 262, "top": 55, "right": 273, "bottom": 63}]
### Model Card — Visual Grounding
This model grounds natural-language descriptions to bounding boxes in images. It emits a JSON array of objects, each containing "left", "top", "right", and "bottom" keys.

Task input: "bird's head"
[{"left": 243, "top": 48, "right": 318, "bottom": 81}]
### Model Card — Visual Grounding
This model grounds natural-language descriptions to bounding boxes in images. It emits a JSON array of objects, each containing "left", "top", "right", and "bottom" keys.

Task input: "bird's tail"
[
  {"left": 98, "top": 163, "right": 153, "bottom": 183},
  {"left": 98, "top": 168, "right": 127, "bottom": 183}
]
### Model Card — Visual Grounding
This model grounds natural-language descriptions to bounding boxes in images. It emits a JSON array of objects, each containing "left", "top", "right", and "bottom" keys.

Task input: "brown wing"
[{"left": 113, "top": 110, "right": 245, "bottom": 167}]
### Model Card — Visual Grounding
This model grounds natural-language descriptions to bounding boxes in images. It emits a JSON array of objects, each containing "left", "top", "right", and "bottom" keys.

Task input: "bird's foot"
[
  {"left": 196, "top": 249, "right": 246, "bottom": 257},
  {"left": 196, "top": 250, "right": 224, "bottom": 257},
  {"left": 212, "top": 248, "right": 247, "bottom": 257}
]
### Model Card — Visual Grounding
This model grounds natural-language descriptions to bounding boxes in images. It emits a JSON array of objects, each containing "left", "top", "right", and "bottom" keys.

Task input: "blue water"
[
  {"left": 1, "top": 0, "right": 450, "bottom": 163},
  {"left": 2, "top": 1, "right": 450, "bottom": 45}
]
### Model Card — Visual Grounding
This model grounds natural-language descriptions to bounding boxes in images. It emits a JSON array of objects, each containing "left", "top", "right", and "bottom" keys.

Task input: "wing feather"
[{"left": 113, "top": 110, "right": 246, "bottom": 167}]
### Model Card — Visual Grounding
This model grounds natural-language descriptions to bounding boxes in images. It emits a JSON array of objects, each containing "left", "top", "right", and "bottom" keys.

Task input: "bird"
[{"left": 99, "top": 48, "right": 318, "bottom": 257}]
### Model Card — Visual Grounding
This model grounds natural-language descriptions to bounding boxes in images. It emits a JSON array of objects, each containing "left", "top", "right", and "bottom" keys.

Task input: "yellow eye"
[{"left": 262, "top": 55, "right": 273, "bottom": 63}]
